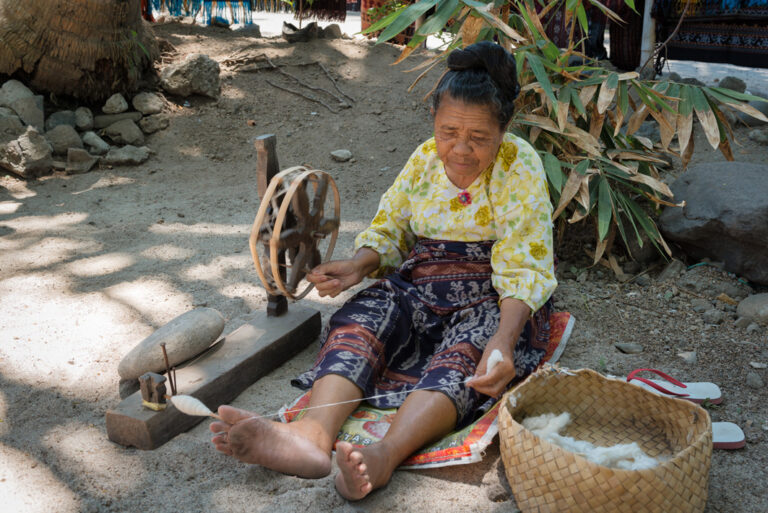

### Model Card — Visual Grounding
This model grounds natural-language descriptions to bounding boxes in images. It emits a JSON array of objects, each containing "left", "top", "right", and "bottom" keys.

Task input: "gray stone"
[
  {"left": 105, "top": 119, "right": 145, "bottom": 146},
  {"left": 117, "top": 308, "right": 225, "bottom": 380},
  {"left": 746, "top": 372, "right": 764, "bottom": 389},
  {"left": 748, "top": 128, "right": 768, "bottom": 145},
  {"left": 0, "top": 115, "right": 24, "bottom": 141},
  {"left": 45, "top": 124, "right": 83, "bottom": 155},
  {"left": 737, "top": 294, "right": 768, "bottom": 325},
  {"left": 691, "top": 298, "right": 712, "bottom": 313},
  {"left": 10, "top": 95, "right": 44, "bottom": 131},
  {"left": 656, "top": 259, "right": 686, "bottom": 283},
  {"left": 678, "top": 351, "right": 697, "bottom": 364},
  {"left": 45, "top": 110, "right": 76, "bottom": 131},
  {"left": 635, "top": 274, "right": 651, "bottom": 287},
  {"left": 735, "top": 316, "right": 752, "bottom": 329},
  {"left": 331, "top": 149, "right": 352, "bottom": 162},
  {"left": 75, "top": 107, "right": 94, "bottom": 131},
  {"left": 659, "top": 162, "right": 768, "bottom": 285},
  {"left": 160, "top": 53, "right": 221, "bottom": 98},
  {"left": 680, "top": 77, "right": 706, "bottom": 87},
  {"left": 746, "top": 322, "right": 761, "bottom": 334},
  {"left": 615, "top": 342, "right": 644, "bottom": 354},
  {"left": 635, "top": 120, "right": 660, "bottom": 142},
  {"left": 750, "top": 361, "right": 767, "bottom": 369},
  {"left": 138, "top": 113, "right": 170, "bottom": 134},
  {"left": 0, "top": 107, "right": 16, "bottom": 117},
  {"left": 231, "top": 23, "right": 261, "bottom": 37},
  {"left": 623, "top": 261, "right": 641, "bottom": 274},
  {"left": 65, "top": 148, "right": 99, "bottom": 174},
  {"left": 82, "top": 131, "right": 110, "bottom": 155},
  {"left": 667, "top": 72, "right": 682, "bottom": 82},
  {"left": 0, "top": 79, "right": 34, "bottom": 108},
  {"left": 103, "top": 145, "right": 151, "bottom": 165},
  {"left": 0, "top": 127, "right": 53, "bottom": 178},
  {"left": 132, "top": 92, "right": 164, "bottom": 115},
  {"left": 321, "top": 24, "right": 342, "bottom": 39},
  {"left": 702, "top": 309, "right": 725, "bottom": 324},
  {"left": 103, "top": 93, "right": 129, "bottom": 114},
  {"left": 719, "top": 76, "right": 747, "bottom": 93},
  {"left": 624, "top": 230, "right": 660, "bottom": 265},
  {"left": 93, "top": 111, "right": 142, "bottom": 129}
]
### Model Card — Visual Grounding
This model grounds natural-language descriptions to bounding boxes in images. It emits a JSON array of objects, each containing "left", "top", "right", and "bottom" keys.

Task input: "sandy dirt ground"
[{"left": 1, "top": 21, "right": 766, "bottom": 512}]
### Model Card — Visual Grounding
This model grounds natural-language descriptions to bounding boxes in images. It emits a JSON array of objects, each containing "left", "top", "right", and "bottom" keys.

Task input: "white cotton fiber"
[{"left": 522, "top": 412, "right": 661, "bottom": 470}]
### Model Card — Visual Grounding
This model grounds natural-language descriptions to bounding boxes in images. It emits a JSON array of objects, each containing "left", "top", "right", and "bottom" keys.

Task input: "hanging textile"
[
  {"left": 296, "top": 0, "right": 347, "bottom": 22},
  {"left": 653, "top": 0, "right": 768, "bottom": 68}
]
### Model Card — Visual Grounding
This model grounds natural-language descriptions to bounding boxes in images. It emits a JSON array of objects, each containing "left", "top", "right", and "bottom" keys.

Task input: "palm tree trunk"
[{"left": 0, "top": 0, "right": 158, "bottom": 103}]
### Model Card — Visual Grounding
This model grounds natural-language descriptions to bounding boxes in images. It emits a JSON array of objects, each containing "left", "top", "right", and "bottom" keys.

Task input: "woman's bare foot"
[
  {"left": 209, "top": 405, "right": 332, "bottom": 479},
  {"left": 334, "top": 441, "right": 395, "bottom": 500}
]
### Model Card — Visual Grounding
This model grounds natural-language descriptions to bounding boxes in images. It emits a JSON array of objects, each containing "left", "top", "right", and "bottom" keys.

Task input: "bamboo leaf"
[
  {"left": 614, "top": 80, "right": 628, "bottom": 136},
  {"left": 691, "top": 87, "right": 721, "bottom": 149},
  {"left": 711, "top": 94, "right": 768, "bottom": 123},
  {"left": 624, "top": 172, "right": 673, "bottom": 197},
  {"left": 626, "top": 104, "right": 649, "bottom": 135},
  {"left": 526, "top": 53, "right": 558, "bottom": 108},
  {"left": 597, "top": 176, "right": 612, "bottom": 240},
  {"left": 678, "top": 85, "right": 693, "bottom": 116},
  {"left": 575, "top": 4, "right": 589, "bottom": 34},
  {"left": 570, "top": 87, "right": 587, "bottom": 118},
  {"left": 589, "top": 111, "right": 605, "bottom": 138},
  {"left": 709, "top": 87, "right": 768, "bottom": 103},
  {"left": 363, "top": 7, "right": 405, "bottom": 35},
  {"left": 552, "top": 171, "right": 587, "bottom": 220},
  {"left": 677, "top": 111, "right": 693, "bottom": 159},
  {"left": 466, "top": 1, "right": 527, "bottom": 42},
  {"left": 543, "top": 152, "right": 566, "bottom": 194},
  {"left": 417, "top": 0, "right": 459, "bottom": 35},
  {"left": 378, "top": 0, "right": 440, "bottom": 43},
  {"left": 596, "top": 73, "right": 618, "bottom": 114},
  {"left": 681, "top": 131, "right": 695, "bottom": 168},
  {"left": 578, "top": 84, "right": 598, "bottom": 109}
]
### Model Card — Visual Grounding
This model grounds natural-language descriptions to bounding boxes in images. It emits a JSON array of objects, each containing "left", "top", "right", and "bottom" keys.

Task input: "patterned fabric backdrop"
[{"left": 653, "top": 0, "right": 768, "bottom": 68}]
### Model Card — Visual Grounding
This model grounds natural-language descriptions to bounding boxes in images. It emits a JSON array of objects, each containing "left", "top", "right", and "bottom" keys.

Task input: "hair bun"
[{"left": 446, "top": 41, "right": 518, "bottom": 96}]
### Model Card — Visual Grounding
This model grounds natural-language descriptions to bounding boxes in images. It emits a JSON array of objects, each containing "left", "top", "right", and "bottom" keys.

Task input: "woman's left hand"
[{"left": 466, "top": 334, "right": 516, "bottom": 397}]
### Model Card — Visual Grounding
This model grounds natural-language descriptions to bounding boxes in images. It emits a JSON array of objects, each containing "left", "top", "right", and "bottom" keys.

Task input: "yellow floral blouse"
[{"left": 354, "top": 133, "right": 557, "bottom": 312}]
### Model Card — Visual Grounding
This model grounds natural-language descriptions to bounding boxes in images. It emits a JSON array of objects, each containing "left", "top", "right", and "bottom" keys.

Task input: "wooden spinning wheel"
[{"left": 249, "top": 166, "right": 340, "bottom": 300}]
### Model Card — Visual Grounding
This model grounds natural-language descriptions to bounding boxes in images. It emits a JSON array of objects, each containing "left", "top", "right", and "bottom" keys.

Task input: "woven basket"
[{"left": 499, "top": 367, "right": 712, "bottom": 513}]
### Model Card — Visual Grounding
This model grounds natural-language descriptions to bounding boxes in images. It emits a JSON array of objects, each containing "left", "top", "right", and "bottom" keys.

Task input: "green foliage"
[{"left": 373, "top": 0, "right": 768, "bottom": 265}]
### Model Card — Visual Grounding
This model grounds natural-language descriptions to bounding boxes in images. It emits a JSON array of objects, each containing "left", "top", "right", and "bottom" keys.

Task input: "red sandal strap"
[{"left": 627, "top": 368, "right": 689, "bottom": 397}]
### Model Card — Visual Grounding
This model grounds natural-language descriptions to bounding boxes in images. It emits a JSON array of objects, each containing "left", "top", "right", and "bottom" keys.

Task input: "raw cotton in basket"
[{"left": 522, "top": 412, "right": 662, "bottom": 470}]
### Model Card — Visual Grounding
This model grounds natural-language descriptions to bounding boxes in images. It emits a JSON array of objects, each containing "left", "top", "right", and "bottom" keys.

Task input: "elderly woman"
[{"left": 210, "top": 41, "right": 556, "bottom": 500}]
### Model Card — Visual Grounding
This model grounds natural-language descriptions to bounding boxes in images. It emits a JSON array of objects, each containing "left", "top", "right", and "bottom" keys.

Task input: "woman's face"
[{"left": 433, "top": 95, "right": 504, "bottom": 181}]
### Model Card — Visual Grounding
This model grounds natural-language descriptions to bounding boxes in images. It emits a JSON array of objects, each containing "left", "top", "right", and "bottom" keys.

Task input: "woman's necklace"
[{"left": 457, "top": 189, "right": 472, "bottom": 206}]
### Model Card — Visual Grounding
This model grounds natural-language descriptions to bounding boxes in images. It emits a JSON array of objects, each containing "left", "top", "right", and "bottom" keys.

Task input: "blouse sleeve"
[
  {"left": 353, "top": 150, "right": 421, "bottom": 276},
  {"left": 490, "top": 138, "right": 557, "bottom": 312}
]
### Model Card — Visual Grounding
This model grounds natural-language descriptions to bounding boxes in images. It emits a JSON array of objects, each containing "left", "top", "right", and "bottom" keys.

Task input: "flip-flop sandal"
[
  {"left": 626, "top": 368, "right": 723, "bottom": 404},
  {"left": 713, "top": 422, "right": 746, "bottom": 450}
]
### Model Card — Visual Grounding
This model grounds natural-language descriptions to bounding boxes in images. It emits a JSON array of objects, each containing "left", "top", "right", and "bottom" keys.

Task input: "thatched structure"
[{"left": 0, "top": 0, "right": 158, "bottom": 103}]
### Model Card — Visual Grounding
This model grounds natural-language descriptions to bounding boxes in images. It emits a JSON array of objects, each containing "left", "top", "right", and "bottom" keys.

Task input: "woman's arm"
[{"left": 466, "top": 297, "right": 530, "bottom": 396}]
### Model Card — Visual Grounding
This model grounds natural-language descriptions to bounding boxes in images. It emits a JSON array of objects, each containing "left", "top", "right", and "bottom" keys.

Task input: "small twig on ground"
[
  {"left": 316, "top": 61, "right": 355, "bottom": 102},
  {"left": 675, "top": 285, "right": 709, "bottom": 300},
  {"left": 264, "top": 78, "right": 339, "bottom": 113},
  {"left": 262, "top": 54, "right": 348, "bottom": 105}
]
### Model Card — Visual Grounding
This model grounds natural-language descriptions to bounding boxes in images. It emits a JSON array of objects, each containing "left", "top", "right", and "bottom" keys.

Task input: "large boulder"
[
  {"left": 0, "top": 127, "right": 53, "bottom": 178},
  {"left": 660, "top": 162, "right": 768, "bottom": 285},
  {"left": 10, "top": 95, "right": 44, "bottom": 131},
  {"left": 160, "top": 53, "right": 220, "bottom": 98},
  {"left": 132, "top": 92, "right": 164, "bottom": 115},
  {"left": 45, "top": 110, "right": 76, "bottom": 131},
  {"left": 45, "top": 125, "right": 83, "bottom": 155}
]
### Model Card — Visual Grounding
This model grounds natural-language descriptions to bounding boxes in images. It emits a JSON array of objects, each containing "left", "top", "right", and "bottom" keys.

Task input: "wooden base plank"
[{"left": 106, "top": 306, "right": 320, "bottom": 450}]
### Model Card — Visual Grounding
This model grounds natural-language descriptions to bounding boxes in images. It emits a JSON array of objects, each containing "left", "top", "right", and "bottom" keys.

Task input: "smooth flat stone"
[{"left": 118, "top": 307, "right": 225, "bottom": 380}]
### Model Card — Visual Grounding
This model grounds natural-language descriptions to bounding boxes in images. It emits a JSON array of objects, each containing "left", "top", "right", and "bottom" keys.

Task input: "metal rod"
[{"left": 160, "top": 343, "right": 177, "bottom": 395}]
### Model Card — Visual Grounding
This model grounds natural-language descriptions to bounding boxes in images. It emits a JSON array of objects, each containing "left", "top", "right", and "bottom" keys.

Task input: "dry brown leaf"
[
  {"left": 625, "top": 171, "right": 673, "bottom": 197},
  {"left": 557, "top": 100, "right": 569, "bottom": 131},
  {"left": 659, "top": 101, "right": 678, "bottom": 150},
  {"left": 529, "top": 126, "right": 542, "bottom": 144},
  {"left": 614, "top": 104, "right": 626, "bottom": 137},
  {"left": 634, "top": 135, "right": 654, "bottom": 150},
  {"left": 719, "top": 138, "right": 735, "bottom": 161},
  {"left": 552, "top": 171, "right": 587, "bottom": 220},
  {"left": 681, "top": 132, "right": 695, "bottom": 168},
  {"left": 460, "top": 15, "right": 486, "bottom": 47},
  {"left": 695, "top": 105, "right": 721, "bottom": 150},
  {"left": 597, "top": 82, "right": 617, "bottom": 114},
  {"left": 564, "top": 125, "right": 601, "bottom": 155},
  {"left": 723, "top": 100, "right": 768, "bottom": 123},
  {"left": 589, "top": 111, "right": 605, "bottom": 138},
  {"left": 617, "top": 71, "right": 639, "bottom": 81},
  {"left": 569, "top": 174, "right": 593, "bottom": 223},
  {"left": 392, "top": 45, "right": 417, "bottom": 66},
  {"left": 677, "top": 112, "right": 693, "bottom": 159},
  {"left": 626, "top": 105, "right": 649, "bottom": 135},
  {"left": 640, "top": 190, "right": 685, "bottom": 208},
  {"left": 716, "top": 293, "right": 739, "bottom": 306},
  {"left": 579, "top": 85, "right": 598, "bottom": 109},
  {"left": 475, "top": 3, "right": 526, "bottom": 42}
]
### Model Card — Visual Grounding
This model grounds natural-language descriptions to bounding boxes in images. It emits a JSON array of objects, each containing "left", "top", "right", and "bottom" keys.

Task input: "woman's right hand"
[
  {"left": 306, "top": 260, "right": 365, "bottom": 297},
  {"left": 306, "top": 248, "right": 380, "bottom": 298}
]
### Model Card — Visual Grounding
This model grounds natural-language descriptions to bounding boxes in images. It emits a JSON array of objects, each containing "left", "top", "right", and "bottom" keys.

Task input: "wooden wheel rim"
[{"left": 249, "top": 166, "right": 340, "bottom": 300}]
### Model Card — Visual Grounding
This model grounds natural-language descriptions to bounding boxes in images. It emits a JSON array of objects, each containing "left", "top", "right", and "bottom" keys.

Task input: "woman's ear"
[{"left": 429, "top": 106, "right": 435, "bottom": 116}]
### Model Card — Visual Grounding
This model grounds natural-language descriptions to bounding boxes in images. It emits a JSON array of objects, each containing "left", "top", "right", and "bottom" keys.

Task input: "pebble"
[
  {"left": 678, "top": 351, "right": 697, "bottom": 364},
  {"left": 635, "top": 274, "right": 650, "bottom": 287},
  {"left": 330, "top": 149, "right": 352, "bottom": 162},
  {"left": 615, "top": 342, "right": 644, "bottom": 354},
  {"left": 691, "top": 298, "right": 712, "bottom": 313},
  {"left": 748, "top": 128, "right": 768, "bottom": 145},
  {"left": 746, "top": 323, "right": 762, "bottom": 335},
  {"left": 103, "top": 93, "right": 129, "bottom": 114},
  {"left": 702, "top": 309, "right": 725, "bottom": 324},
  {"left": 746, "top": 372, "right": 764, "bottom": 389},
  {"left": 656, "top": 259, "right": 686, "bottom": 282},
  {"left": 735, "top": 317, "right": 752, "bottom": 330},
  {"left": 749, "top": 362, "right": 767, "bottom": 369}
]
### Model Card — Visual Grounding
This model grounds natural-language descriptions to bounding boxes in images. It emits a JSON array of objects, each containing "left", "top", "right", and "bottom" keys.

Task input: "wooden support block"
[{"left": 106, "top": 306, "right": 320, "bottom": 450}]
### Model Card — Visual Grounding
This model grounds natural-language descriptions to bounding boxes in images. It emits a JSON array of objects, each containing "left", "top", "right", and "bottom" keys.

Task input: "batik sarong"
[{"left": 293, "top": 239, "right": 552, "bottom": 427}]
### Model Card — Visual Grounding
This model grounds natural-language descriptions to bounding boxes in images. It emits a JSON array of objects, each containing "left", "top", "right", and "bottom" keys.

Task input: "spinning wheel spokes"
[{"left": 250, "top": 166, "right": 340, "bottom": 300}]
